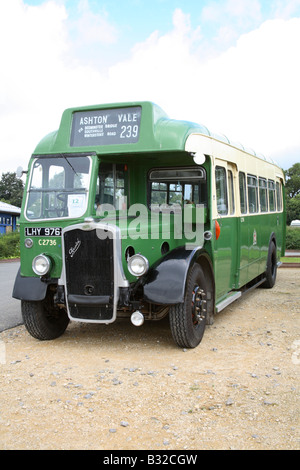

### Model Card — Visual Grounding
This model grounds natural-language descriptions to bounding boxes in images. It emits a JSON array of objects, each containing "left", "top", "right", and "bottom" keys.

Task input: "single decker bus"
[{"left": 13, "top": 101, "right": 286, "bottom": 348}]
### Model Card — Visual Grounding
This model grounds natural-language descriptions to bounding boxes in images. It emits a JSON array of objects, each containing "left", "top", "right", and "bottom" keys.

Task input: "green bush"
[
  {"left": 285, "top": 226, "right": 300, "bottom": 250},
  {"left": 0, "top": 231, "right": 20, "bottom": 259}
]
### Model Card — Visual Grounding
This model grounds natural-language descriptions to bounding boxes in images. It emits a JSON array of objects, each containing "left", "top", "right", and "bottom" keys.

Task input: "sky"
[{"left": 1, "top": 0, "right": 300, "bottom": 176}]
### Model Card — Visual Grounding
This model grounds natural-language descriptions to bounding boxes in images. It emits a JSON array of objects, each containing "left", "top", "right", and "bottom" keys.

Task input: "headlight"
[
  {"left": 127, "top": 254, "right": 149, "bottom": 277},
  {"left": 32, "top": 254, "right": 51, "bottom": 276}
]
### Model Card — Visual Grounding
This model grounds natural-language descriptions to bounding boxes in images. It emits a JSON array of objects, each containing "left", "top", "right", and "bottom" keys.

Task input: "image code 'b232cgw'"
[{"left": 13, "top": 102, "right": 286, "bottom": 348}]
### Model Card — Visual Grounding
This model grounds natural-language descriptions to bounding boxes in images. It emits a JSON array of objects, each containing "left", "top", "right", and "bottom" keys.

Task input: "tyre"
[
  {"left": 21, "top": 289, "right": 69, "bottom": 340},
  {"left": 262, "top": 241, "right": 277, "bottom": 288},
  {"left": 169, "top": 263, "right": 207, "bottom": 348}
]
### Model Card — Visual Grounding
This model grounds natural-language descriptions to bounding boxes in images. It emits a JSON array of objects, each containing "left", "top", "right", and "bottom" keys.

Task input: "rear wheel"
[
  {"left": 262, "top": 241, "right": 277, "bottom": 288},
  {"left": 21, "top": 288, "right": 69, "bottom": 340},
  {"left": 169, "top": 264, "right": 207, "bottom": 348}
]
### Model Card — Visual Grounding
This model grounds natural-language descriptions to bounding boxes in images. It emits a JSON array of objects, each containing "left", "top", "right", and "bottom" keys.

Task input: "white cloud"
[
  {"left": 226, "top": 0, "right": 262, "bottom": 23},
  {"left": 273, "top": 0, "right": 300, "bottom": 19},
  {"left": 0, "top": 2, "right": 299, "bottom": 176},
  {"left": 105, "top": 11, "right": 300, "bottom": 167},
  {"left": 201, "top": 0, "right": 262, "bottom": 27},
  {"left": 107, "top": 9, "right": 201, "bottom": 104},
  {"left": 0, "top": 0, "right": 67, "bottom": 109},
  {"left": 69, "top": 0, "right": 118, "bottom": 46},
  {"left": 199, "top": 0, "right": 263, "bottom": 58},
  {"left": 0, "top": 0, "right": 105, "bottom": 174},
  {"left": 196, "top": 18, "right": 300, "bottom": 160}
]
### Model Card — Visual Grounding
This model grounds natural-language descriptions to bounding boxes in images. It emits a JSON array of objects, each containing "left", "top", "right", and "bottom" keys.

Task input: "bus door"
[{"left": 214, "top": 163, "right": 238, "bottom": 299}]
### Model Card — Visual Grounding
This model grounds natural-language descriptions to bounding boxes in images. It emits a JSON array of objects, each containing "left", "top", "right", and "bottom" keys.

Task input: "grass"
[{"left": 280, "top": 256, "right": 300, "bottom": 263}]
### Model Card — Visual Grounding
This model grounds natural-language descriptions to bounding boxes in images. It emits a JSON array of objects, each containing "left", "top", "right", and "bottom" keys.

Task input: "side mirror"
[{"left": 16, "top": 166, "right": 27, "bottom": 178}]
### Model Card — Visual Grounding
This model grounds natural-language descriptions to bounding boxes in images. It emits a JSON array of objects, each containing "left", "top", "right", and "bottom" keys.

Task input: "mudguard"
[
  {"left": 143, "top": 246, "right": 203, "bottom": 305},
  {"left": 12, "top": 267, "right": 56, "bottom": 301}
]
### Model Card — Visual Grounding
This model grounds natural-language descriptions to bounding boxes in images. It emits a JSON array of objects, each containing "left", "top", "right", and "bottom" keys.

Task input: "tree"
[
  {"left": 286, "top": 194, "right": 300, "bottom": 225},
  {"left": 0, "top": 172, "right": 24, "bottom": 207},
  {"left": 285, "top": 163, "right": 300, "bottom": 198},
  {"left": 285, "top": 163, "right": 300, "bottom": 225}
]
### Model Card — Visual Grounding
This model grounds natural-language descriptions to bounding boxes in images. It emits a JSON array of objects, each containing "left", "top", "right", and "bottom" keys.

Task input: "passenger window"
[
  {"left": 215, "top": 166, "right": 228, "bottom": 215},
  {"left": 169, "top": 183, "right": 183, "bottom": 205},
  {"left": 276, "top": 182, "right": 282, "bottom": 211},
  {"left": 268, "top": 180, "right": 276, "bottom": 211},
  {"left": 239, "top": 172, "right": 247, "bottom": 214},
  {"left": 227, "top": 170, "right": 235, "bottom": 215},
  {"left": 151, "top": 182, "right": 167, "bottom": 205},
  {"left": 149, "top": 167, "right": 206, "bottom": 209},
  {"left": 247, "top": 175, "right": 258, "bottom": 213},
  {"left": 259, "top": 178, "right": 268, "bottom": 212}
]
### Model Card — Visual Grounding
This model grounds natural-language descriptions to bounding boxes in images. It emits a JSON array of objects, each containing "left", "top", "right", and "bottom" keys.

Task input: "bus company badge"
[
  {"left": 69, "top": 238, "right": 81, "bottom": 258},
  {"left": 253, "top": 229, "right": 257, "bottom": 245}
]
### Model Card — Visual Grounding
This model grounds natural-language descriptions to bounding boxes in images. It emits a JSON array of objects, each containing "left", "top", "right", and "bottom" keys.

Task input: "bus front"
[{"left": 13, "top": 101, "right": 213, "bottom": 348}]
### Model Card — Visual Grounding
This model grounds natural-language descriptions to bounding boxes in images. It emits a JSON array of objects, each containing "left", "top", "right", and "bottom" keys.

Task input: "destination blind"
[{"left": 70, "top": 106, "right": 142, "bottom": 147}]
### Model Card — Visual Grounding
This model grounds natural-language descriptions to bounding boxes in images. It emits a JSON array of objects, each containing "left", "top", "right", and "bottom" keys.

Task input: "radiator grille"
[{"left": 64, "top": 228, "right": 114, "bottom": 321}]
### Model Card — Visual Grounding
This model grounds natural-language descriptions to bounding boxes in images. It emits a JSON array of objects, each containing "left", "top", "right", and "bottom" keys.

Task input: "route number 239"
[{"left": 120, "top": 125, "right": 139, "bottom": 139}]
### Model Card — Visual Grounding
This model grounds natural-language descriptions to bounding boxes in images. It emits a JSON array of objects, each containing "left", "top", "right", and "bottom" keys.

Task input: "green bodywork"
[{"left": 214, "top": 212, "right": 286, "bottom": 301}]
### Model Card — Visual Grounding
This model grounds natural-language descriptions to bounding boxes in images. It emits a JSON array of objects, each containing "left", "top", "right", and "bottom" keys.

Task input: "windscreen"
[{"left": 25, "top": 155, "right": 91, "bottom": 220}]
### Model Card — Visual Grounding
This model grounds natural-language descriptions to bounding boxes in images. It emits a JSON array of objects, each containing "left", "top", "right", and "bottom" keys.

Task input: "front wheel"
[
  {"left": 21, "top": 289, "right": 69, "bottom": 340},
  {"left": 169, "top": 264, "right": 207, "bottom": 348}
]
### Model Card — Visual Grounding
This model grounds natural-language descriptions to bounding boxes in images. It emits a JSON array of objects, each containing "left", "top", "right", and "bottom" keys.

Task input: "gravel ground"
[{"left": 0, "top": 268, "right": 299, "bottom": 450}]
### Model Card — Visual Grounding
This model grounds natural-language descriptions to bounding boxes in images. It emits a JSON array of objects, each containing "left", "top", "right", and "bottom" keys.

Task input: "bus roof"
[{"left": 33, "top": 101, "right": 281, "bottom": 169}]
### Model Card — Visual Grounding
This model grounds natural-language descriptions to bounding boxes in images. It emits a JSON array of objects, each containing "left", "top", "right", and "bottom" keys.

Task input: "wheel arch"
[
  {"left": 142, "top": 246, "right": 215, "bottom": 312},
  {"left": 269, "top": 231, "right": 277, "bottom": 248},
  {"left": 194, "top": 252, "right": 215, "bottom": 324},
  {"left": 12, "top": 267, "right": 58, "bottom": 301}
]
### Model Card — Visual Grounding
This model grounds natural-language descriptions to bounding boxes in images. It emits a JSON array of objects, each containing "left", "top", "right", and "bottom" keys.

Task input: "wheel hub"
[{"left": 192, "top": 286, "right": 207, "bottom": 324}]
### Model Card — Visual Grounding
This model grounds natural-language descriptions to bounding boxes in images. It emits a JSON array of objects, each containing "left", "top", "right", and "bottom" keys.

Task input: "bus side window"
[
  {"left": 276, "top": 181, "right": 282, "bottom": 211},
  {"left": 215, "top": 166, "right": 228, "bottom": 215},
  {"left": 151, "top": 182, "right": 167, "bottom": 205},
  {"left": 268, "top": 180, "right": 276, "bottom": 211},
  {"left": 259, "top": 178, "right": 268, "bottom": 212},
  {"left": 149, "top": 167, "right": 207, "bottom": 209},
  {"left": 247, "top": 175, "right": 258, "bottom": 213},
  {"left": 228, "top": 170, "right": 235, "bottom": 215},
  {"left": 239, "top": 172, "right": 247, "bottom": 214}
]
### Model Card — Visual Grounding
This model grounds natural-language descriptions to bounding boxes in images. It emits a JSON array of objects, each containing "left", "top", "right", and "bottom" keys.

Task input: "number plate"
[{"left": 25, "top": 227, "right": 62, "bottom": 237}]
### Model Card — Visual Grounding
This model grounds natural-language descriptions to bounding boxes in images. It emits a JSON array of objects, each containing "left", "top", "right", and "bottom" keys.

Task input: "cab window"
[{"left": 96, "top": 163, "right": 128, "bottom": 213}]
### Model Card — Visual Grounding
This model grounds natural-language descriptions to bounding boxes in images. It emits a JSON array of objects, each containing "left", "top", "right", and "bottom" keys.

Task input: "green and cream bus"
[{"left": 13, "top": 102, "right": 286, "bottom": 348}]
